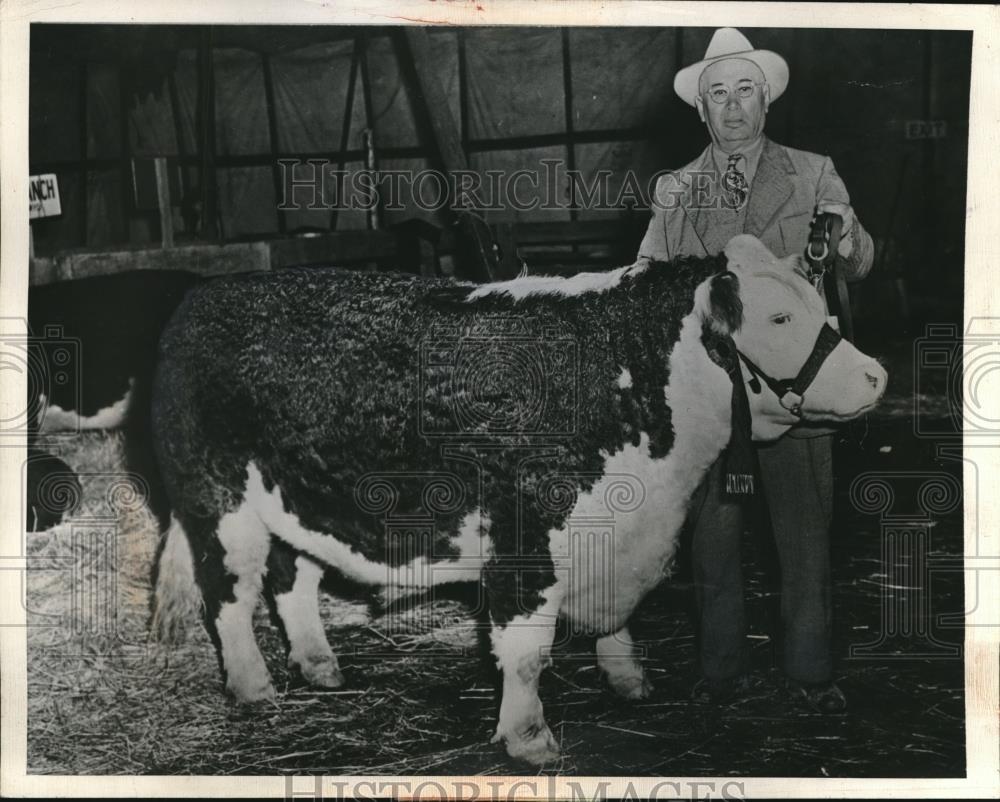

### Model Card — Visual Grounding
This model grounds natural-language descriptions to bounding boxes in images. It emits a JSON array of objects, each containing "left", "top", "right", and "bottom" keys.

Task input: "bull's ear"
[
  {"left": 723, "top": 233, "right": 773, "bottom": 275},
  {"left": 705, "top": 271, "right": 743, "bottom": 335}
]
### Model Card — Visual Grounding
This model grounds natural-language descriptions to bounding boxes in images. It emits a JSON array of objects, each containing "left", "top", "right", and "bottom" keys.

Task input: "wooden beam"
[
  {"left": 32, "top": 126, "right": 662, "bottom": 175},
  {"left": 458, "top": 30, "right": 469, "bottom": 151},
  {"left": 330, "top": 37, "right": 361, "bottom": 231},
  {"left": 78, "top": 60, "right": 89, "bottom": 246},
  {"left": 260, "top": 52, "right": 287, "bottom": 235},
  {"left": 400, "top": 27, "right": 469, "bottom": 174},
  {"left": 561, "top": 28, "right": 577, "bottom": 221},
  {"left": 357, "top": 33, "right": 382, "bottom": 230},
  {"left": 154, "top": 157, "right": 175, "bottom": 248},
  {"left": 397, "top": 28, "right": 504, "bottom": 282},
  {"left": 196, "top": 27, "right": 218, "bottom": 240},
  {"left": 28, "top": 227, "right": 435, "bottom": 286},
  {"left": 510, "top": 219, "right": 623, "bottom": 246},
  {"left": 117, "top": 61, "right": 133, "bottom": 242},
  {"left": 269, "top": 230, "right": 398, "bottom": 269},
  {"left": 166, "top": 69, "right": 189, "bottom": 201},
  {"left": 30, "top": 241, "right": 270, "bottom": 286}
]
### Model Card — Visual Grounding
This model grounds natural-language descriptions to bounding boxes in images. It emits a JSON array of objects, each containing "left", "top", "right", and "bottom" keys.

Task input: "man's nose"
[{"left": 726, "top": 95, "right": 742, "bottom": 110}]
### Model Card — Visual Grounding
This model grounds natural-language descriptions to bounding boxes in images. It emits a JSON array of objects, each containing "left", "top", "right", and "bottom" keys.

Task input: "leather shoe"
[
  {"left": 690, "top": 674, "right": 751, "bottom": 705},
  {"left": 786, "top": 678, "right": 847, "bottom": 713}
]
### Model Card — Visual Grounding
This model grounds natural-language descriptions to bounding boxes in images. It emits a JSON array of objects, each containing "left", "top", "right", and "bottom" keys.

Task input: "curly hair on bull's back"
[{"left": 151, "top": 252, "right": 735, "bottom": 575}]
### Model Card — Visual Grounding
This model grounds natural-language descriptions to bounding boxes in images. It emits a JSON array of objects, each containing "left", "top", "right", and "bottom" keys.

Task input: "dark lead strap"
[
  {"left": 737, "top": 323, "right": 843, "bottom": 416},
  {"left": 705, "top": 333, "right": 757, "bottom": 498},
  {"left": 789, "top": 323, "right": 843, "bottom": 397}
]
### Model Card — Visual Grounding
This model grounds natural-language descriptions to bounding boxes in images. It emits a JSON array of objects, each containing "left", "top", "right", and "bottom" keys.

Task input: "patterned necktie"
[{"left": 722, "top": 153, "right": 749, "bottom": 211}]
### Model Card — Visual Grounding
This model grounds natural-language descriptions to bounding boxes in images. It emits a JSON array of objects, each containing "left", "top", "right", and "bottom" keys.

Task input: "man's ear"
[
  {"left": 695, "top": 95, "right": 706, "bottom": 124},
  {"left": 762, "top": 82, "right": 771, "bottom": 113}
]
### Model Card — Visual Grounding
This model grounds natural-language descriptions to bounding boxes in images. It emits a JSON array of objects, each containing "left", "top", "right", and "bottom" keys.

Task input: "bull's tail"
[{"left": 150, "top": 516, "right": 203, "bottom": 643}]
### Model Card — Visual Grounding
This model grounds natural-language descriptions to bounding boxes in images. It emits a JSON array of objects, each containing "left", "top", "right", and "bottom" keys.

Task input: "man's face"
[{"left": 695, "top": 58, "right": 770, "bottom": 152}]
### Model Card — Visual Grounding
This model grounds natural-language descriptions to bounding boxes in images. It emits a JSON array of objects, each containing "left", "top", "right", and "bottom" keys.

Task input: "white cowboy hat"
[{"left": 674, "top": 28, "right": 789, "bottom": 107}]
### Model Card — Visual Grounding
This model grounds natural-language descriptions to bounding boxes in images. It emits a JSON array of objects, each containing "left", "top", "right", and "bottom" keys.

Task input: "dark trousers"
[{"left": 690, "top": 433, "right": 834, "bottom": 684}]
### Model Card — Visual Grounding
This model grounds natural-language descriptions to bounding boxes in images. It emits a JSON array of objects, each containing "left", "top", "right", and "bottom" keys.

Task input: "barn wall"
[{"left": 28, "top": 24, "right": 970, "bottom": 312}]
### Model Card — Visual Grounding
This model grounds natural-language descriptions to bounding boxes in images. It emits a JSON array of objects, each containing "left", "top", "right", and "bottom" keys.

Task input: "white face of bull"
[{"left": 720, "top": 235, "right": 887, "bottom": 441}]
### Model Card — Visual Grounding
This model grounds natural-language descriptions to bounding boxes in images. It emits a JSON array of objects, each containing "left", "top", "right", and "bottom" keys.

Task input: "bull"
[
  {"left": 28, "top": 269, "right": 200, "bottom": 434},
  {"left": 150, "top": 234, "right": 885, "bottom": 765}
]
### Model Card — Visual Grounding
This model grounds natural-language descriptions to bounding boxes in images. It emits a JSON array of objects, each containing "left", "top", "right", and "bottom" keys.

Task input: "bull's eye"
[{"left": 770, "top": 313, "right": 792, "bottom": 325}]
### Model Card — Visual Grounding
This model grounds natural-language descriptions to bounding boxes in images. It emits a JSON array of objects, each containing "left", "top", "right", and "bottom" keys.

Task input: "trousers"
[{"left": 689, "top": 433, "right": 835, "bottom": 684}]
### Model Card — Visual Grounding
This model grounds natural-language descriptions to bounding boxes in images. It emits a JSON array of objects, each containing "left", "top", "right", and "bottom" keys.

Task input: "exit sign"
[
  {"left": 905, "top": 120, "right": 948, "bottom": 140},
  {"left": 29, "top": 174, "right": 62, "bottom": 219}
]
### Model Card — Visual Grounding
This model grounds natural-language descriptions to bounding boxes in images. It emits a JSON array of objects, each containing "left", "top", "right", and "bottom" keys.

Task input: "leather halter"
[{"left": 736, "top": 323, "right": 843, "bottom": 417}]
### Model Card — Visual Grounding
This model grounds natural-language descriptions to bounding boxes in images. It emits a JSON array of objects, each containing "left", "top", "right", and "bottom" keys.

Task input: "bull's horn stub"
[{"left": 724, "top": 234, "right": 774, "bottom": 273}]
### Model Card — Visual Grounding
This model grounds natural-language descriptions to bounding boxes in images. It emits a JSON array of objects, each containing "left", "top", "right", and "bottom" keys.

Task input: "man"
[{"left": 637, "top": 28, "right": 875, "bottom": 712}]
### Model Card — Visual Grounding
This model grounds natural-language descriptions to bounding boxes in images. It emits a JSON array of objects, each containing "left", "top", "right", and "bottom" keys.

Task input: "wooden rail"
[{"left": 29, "top": 229, "right": 434, "bottom": 287}]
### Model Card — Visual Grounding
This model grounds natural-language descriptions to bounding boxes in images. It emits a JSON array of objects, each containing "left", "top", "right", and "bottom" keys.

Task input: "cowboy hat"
[{"left": 674, "top": 28, "right": 789, "bottom": 107}]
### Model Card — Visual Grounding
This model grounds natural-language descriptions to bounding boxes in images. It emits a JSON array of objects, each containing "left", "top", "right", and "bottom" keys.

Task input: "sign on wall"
[
  {"left": 905, "top": 120, "right": 948, "bottom": 140},
  {"left": 29, "top": 174, "right": 61, "bottom": 219}
]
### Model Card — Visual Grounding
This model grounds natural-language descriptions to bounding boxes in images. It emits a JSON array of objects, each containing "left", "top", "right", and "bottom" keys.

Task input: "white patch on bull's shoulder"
[
  {"left": 467, "top": 261, "right": 646, "bottom": 302},
  {"left": 215, "top": 492, "right": 275, "bottom": 701},
  {"left": 37, "top": 381, "right": 133, "bottom": 432},
  {"left": 616, "top": 368, "right": 632, "bottom": 389},
  {"left": 245, "top": 463, "right": 488, "bottom": 587},
  {"left": 550, "top": 298, "right": 732, "bottom": 633}
]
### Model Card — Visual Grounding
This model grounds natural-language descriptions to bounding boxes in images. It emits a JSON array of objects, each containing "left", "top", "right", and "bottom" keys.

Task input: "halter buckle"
[{"left": 779, "top": 391, "right": 804, "bottom": 417}]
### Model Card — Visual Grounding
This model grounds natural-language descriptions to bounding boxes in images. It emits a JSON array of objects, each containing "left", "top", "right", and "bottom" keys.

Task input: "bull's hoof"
[
  {"left": 294, "top": 656, "right": 345, "bottom": 689},
  {"left": 492, "top": 722, "right": 561, "bottom": 765},
  {"left": 227, "top": 677, "right": 277, "bottom": 704},
  {"left": 608, "top": 671, "right": 654, "bottom": 700}
]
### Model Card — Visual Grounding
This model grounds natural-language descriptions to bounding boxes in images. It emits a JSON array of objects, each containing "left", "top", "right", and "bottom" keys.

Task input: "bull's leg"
[
  {"left": 264, "top": 540, "right": 344, "bottom": 688},
  {"left": 596, "top": 626, "right": 652, "bottom": 700},
  {"left": 199, "top": 499, "right": 275, "bottom": 702},
  {"left": 487, "top": 588, "right": 563, "bottom": 765}
]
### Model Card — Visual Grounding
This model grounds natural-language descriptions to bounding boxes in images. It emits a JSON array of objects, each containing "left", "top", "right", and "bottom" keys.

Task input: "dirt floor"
[{"left": 24, "top": 331, "right": 966, "bottom": 777}]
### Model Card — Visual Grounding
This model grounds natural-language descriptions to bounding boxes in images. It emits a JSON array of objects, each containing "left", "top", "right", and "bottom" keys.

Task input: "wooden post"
[
  {"left": 398, "top": 28, "right": 501, "bottom": 281},
  {"left": 261, "top": 52, "right": 287, "bottom": 236},
  {"left": 197, "top": 28, "right": 218, "bottom": 240},
  {"left": 358, "top": 34, "right": 382, "bottom": 233},
  {"left": 154, "top": 157, "right": 175, "bottom": 249},
  {"left": 330, "top": 38, "right": 361, "bottom": 232},
  {"left": 402, "top": 28, "right": 469, "bottom": 174}
]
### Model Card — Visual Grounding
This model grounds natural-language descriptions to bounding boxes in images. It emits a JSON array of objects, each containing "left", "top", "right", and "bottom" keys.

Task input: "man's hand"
[{"left": 816, "top": 201, "right": 855, "bottom": 258}]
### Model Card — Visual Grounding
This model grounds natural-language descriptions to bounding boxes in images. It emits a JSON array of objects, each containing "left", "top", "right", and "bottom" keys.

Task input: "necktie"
[{"left": 722, "top": 153, "right": 749, "bottom": 211}]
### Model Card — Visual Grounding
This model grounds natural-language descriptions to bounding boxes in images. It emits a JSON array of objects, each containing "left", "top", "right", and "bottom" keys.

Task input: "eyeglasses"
[{"left": 704, "top": 82, "right": 765, "bottom": 105}]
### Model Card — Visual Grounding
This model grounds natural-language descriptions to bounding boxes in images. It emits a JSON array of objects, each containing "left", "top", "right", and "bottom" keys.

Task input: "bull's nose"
[{"left": 863, "top": 363, "right": 888, "bottom": 396}]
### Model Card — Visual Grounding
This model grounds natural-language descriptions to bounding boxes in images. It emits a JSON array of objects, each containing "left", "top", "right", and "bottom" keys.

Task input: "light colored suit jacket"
[
  {"left": 637, "top": 137, "right": 874, "bottom": 281},
  {"left": 637, "top": 137, "right": 875, "bottom": 438}
]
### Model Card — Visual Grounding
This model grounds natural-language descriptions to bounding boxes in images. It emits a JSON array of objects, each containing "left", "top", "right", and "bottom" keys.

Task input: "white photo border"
[{"left": 1, "top": 1, "right": 997, "bottom": 798}]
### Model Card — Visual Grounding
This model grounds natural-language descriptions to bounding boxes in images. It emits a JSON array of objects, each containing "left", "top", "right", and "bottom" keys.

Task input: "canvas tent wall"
[{"left": 28, "top": 24, "right": 970, "bottom": 315}]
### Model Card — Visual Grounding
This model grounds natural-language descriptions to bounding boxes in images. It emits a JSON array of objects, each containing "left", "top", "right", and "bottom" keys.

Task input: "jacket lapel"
[
  {"left": 745, "top": 138, "right": 795, "bottom": 238},
  {"left": 686, "top": 147, "right": 716, "bottom": 253}
]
